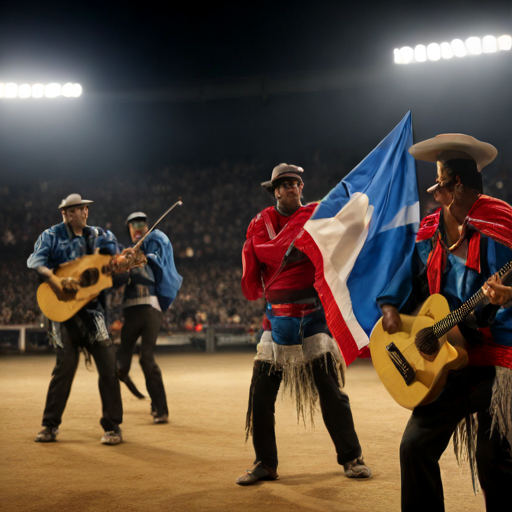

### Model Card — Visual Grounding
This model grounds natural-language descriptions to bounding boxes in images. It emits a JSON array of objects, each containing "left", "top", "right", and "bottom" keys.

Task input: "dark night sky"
[{"left": 0, "top": 1, "right": 511, "bottom": 183}]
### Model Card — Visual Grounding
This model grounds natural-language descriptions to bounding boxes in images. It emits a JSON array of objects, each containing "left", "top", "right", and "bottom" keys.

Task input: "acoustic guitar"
[
  {"left": 37, "top": 253, "right": 113, "bottom": 322},
  {"left": 369, "top": 260, "right": 512, "bottom": 410}
]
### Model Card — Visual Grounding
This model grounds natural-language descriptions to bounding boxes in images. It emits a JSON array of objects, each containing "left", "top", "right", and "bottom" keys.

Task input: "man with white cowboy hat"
[
  {"left": 377, "top": 134, "right": 512, "bottom": 511},
  {"left": 236, "top": 164, "right": 371, "bottom": 486},
  {"left": 28, "top": 193, "right": 133, "bottom": 445}
]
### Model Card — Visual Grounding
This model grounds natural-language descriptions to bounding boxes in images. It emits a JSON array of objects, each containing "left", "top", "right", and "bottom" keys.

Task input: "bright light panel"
[
  {"left": 5, "top": 83, "right": 18, "bottom": 98},
  {"left": 45, "top": 83, "right": 61, "bottom": 98},
  {"left": 0, "top": 82, "right": 83, "bottom": 99},
  {"left": 414, "top": 45, "right": 427, "bottom": 62},
  {"left": 498, "top": 35, "right": 512, "bottom": 51},
  {"left": 440, "top": 42, "right": 454, "bottom": 59},
  {"left": 18, "top": 84, "right": 32, "bottom": 98},
  {"left": 32, "top": 84, "right": 44, "bottom": 98},
  {"left": 451, "top": 39, "right": 467, "bottom": 57},
  {"left": 466, "top": 37, "right": 482, "bottom": 55},
  {"left": 482, "top": 36, "right": 497, "bottom": 53},
  {"left": 61, "top": 83, "right": 74, "bottom": 97},
  {"left": 395, "top": 34, "right": 511, "bottom": 64},
  {"left": 400, "top": 46, "right": 414, "bottom": 64},
  {"left": 427, "top": 43, "right": 441, "bottom": 61}
]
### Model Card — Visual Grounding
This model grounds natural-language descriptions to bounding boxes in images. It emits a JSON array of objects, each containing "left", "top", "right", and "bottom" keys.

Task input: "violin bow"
[{"left": 132, "top": 198, "right": 183, "bottom": 252}]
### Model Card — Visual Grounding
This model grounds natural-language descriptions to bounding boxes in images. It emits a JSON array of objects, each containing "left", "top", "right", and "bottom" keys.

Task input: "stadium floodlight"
[
  {"left": 394, "top": 34, "right": 511, "bottom": 64},
  {"left": 498, "top": 35, "right": 512, "bottom": 51},
  {"left": 18, "top": 84, "right": 32, "bottom": 98},
  {"left": 4, "top": 83, "right": 18, "bottom": 98},
  {"left": 61, "top": 83, "right": 74, "bottom": 97},
  {"left": 0, "top": 81, "right": 83, "bottom": 99},
  {"left": 45, "top": 83, "right": 61, "bottom": 98},
  {"left": 451, "top": 39, "right": 467, "bottom": 57},
  {"left": 440, "top": 42, "right": 454, "bottom": 59},
  {"left": 466, "top": 37, "right": 482, "bottom": 55},
  {"left": 415, "top": 45, "right": 427, "bottom": 62},
  {"left": 482, "top": 36, "right": 498, "bottom": 53},
  {"left": 32, "top": 84, "right": 44, "bottom": 98},
  {"left": 427, "top": 43, "right": 441, "bottom": 61},
  {"left": 398, "top": 46, "right": 414, "bottom": 64},
  {"left": 73, "top": 83, "right": 83, "bottom": 97}
]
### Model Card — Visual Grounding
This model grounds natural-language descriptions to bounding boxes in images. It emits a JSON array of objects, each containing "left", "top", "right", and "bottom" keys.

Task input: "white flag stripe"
[
  {"left": 304, "top": 193, "right": 371, "bottom": 349},
  {"left": 379, "top": 202, "right": 420, "bottom": 233}
]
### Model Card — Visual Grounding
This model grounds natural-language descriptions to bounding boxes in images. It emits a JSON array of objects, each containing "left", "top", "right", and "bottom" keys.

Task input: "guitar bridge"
[{"left": 386, "top": 342, "right": 416, "bottom": 386}]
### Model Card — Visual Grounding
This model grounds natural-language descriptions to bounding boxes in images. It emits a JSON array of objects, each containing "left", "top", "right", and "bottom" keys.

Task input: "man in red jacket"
[{"left": 236, "top": 164, "right": 371, "bottom": 485}]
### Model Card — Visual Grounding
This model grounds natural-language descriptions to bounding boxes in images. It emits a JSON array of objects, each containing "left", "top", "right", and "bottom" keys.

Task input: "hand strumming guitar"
[
  {"left": 37, "top": 266, "right": 79, "bottom": 302},
  {"left": 381, "top": 303, "right": 438, "bottom": 361},
  {"left": 380, "top": 304, "right": 403, "bottom": 335}
]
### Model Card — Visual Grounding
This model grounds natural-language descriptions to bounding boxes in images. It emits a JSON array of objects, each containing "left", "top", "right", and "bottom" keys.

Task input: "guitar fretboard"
[{"left": 432, "top": 260, "right": 512, "bottom": 339}]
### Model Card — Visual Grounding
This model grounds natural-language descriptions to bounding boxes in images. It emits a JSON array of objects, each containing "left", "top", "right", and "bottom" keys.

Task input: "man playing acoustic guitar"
[
  {"left": 28, "top": 193, "right": 138, "bottom": 445},
  {"left": 377, "top": 135, "right": 512, "bottom": 511}
]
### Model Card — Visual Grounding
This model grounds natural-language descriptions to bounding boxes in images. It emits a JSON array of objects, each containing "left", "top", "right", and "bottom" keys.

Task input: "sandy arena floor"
[{"left": 0, "top": 350, "right": 485, "bottom": 512}]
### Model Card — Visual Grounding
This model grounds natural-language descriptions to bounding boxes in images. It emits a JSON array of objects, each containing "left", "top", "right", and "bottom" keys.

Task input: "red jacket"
[{"left": 241, "top": 204, "right": 317, "bottom": 303}]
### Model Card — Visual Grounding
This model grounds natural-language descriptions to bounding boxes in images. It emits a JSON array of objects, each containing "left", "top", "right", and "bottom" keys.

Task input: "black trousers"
[
  {"left": 400, "top": 366, "right": 512, "bottom": 512},
  {"left": 116, "top": 305, "right": 168, "bottom": 417},
  {"left": 250, "top": 353, "right": 362, "bottom": 471},
  {"left": 42, "top": 320, "right": 123, "bottom": 432}
]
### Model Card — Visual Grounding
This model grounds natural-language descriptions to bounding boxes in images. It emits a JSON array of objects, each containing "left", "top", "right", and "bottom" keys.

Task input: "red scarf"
[
  {"left": 417, "top": 196, "right": 512, "bottom": 368},
  {"left": 417, "top": 196, "right": 512, "bottom": 294}
]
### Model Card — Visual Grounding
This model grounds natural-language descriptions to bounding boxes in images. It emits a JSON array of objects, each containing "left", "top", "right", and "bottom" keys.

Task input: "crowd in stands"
[
  {"left": 1, "top": 159, "right": 510, "bottom": 332},
  {"left": 0, "top": 159, "right": 345, "bottom": 331}
]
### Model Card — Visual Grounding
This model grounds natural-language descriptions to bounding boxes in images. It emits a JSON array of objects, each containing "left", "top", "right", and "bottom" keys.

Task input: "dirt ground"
[{"left": 0, "top": 350, "right": 485, "bottom": 512}]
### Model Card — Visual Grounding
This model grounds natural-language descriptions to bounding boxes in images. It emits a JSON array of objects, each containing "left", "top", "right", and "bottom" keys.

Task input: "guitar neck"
[{"left": 432, "top": 260, "right": 512, "bottom": 339}]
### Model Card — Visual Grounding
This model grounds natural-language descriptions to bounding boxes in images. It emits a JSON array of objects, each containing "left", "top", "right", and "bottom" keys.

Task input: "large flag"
[{"left": 294, "top": 111, "right": 419, "bottom": 365}]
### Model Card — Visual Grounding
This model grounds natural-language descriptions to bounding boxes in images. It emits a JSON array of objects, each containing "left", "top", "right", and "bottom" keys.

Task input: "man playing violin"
[
  {"left": 28, "top": 193, "right": 136, "bottom": 445},
  {"left": 377, "top": 135, "right": 512, "bottom": 511},
  {"left": 115, "top": 212, "right": 182, "bottom": 424}
]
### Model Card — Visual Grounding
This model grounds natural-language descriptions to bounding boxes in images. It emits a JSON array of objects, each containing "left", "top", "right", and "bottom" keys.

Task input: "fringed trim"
[
  {"left": 453, "top": 414, "right": 479, "bottom": 494},
  {"left": 244, "top": 351, "right": 346, "bottom": 439},
  {"left": 273, "top": 358, "right": 319, "bottom": 428},
  {"left": 47, "top": 321, "right": 63, "bottom": 349},
  {"left": 452, "top": 365, "right": 512, "bottom": 494},
  {"left": 489, "top": 366, "right": 512, "bottom": 452}
]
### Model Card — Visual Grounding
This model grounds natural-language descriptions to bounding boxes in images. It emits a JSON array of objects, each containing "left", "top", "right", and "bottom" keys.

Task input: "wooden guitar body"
[
  {"left": 37, "top": 254, "right": 113, "bottom": 322},
  {"left": 370, "top": 294, "right": 468, "bottom": 410}
]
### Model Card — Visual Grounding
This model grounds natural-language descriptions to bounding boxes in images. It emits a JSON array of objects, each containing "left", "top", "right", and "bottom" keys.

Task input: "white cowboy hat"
[{"left": 408, "top": 133, "right": 497, "bottom": 172}]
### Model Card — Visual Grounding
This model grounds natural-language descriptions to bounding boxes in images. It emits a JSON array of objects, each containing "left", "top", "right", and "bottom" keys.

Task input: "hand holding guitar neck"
[{"left": 482, "top": 274, "right": 512, "bottom": 306}]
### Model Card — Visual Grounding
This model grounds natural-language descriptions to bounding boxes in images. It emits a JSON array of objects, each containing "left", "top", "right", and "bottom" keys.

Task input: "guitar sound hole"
[{"left": 79, "top": 268, "right": 100, "bottom": 287}]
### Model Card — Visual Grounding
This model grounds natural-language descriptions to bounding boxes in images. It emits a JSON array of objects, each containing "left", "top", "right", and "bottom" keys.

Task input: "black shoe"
[
  {"left": 236, "top": 461, "right": 278, "bottom": 486},
  {"left": 35, "top": 427, "right": 59, "bottom": 443},
  {"left": 101, "top": 429, "right": 123, "bottom": 445},
  {"left": 344, "top": 457, "right": 372, "bottom": 479},
  {"left": 154, "top": 414, "right": 168, "bottom": 424}
]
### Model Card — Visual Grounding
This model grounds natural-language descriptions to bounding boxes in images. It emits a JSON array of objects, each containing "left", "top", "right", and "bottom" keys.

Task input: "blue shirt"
[
  {"left": 27, "top": 222, "right": 119, "bottom": 270},
  {"left": 140, "top": 230, "right": 183, "bottom": 310},
  {"left": 378, "top": 229, "right": 512, "bottom": 348}
]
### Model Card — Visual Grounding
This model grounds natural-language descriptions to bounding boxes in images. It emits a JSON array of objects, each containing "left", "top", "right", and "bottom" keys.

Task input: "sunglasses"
[
  {"left": 130, "top": 221, "right": 147, "bottom": 229},
  {"left": 278, "top": 181, "right": 301, "bottom": 190}
]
